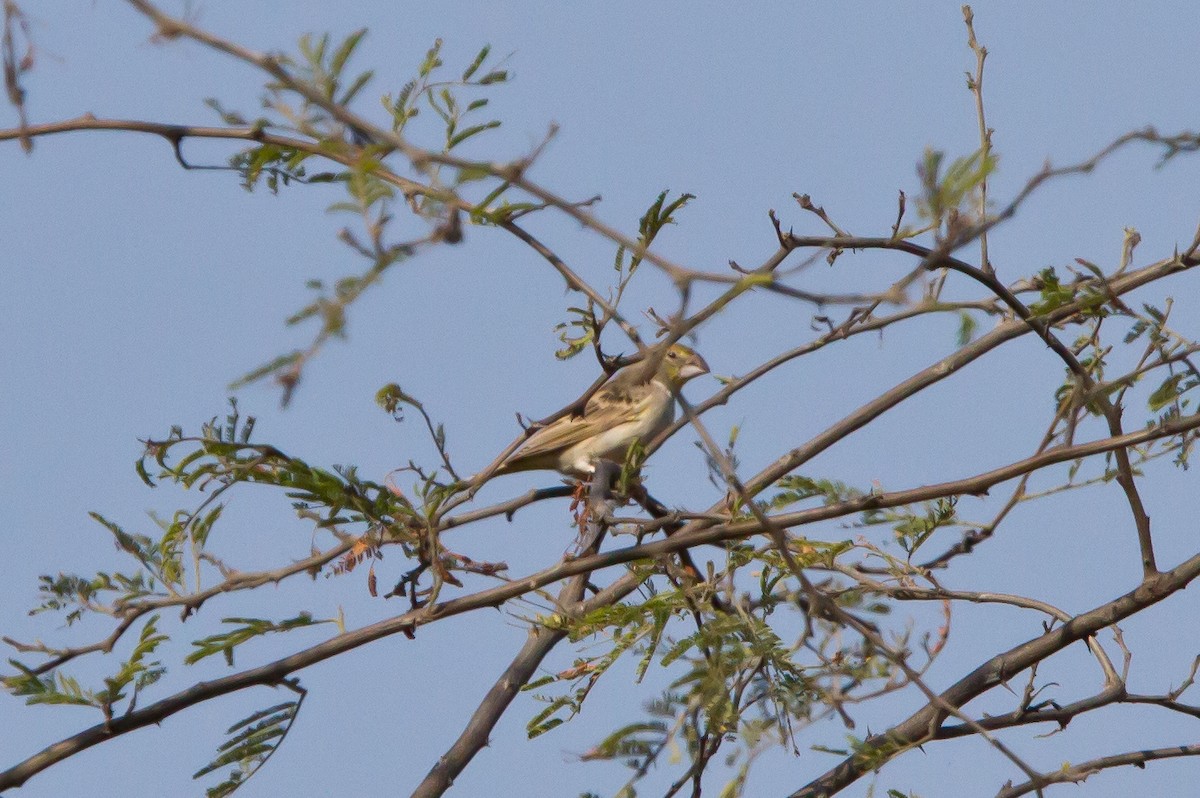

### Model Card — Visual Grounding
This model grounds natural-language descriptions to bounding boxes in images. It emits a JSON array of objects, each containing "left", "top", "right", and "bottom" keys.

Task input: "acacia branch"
[
  {"left": 874, "top": 402, "right": 1070, "bottom": 572},
  {"left": 649, "top": 294, "right": 1002, "bottom": 455},
  {"left": 790, "top": 552, "right": 1200, "bottom": 798},
  {"left": 6, "top": 536, "right": 362, "bottom": 677},
  {"left": 931, "top": 254, "right": 1160, "bottom": 576},
  {"left": 729, "top": 252, "right": 1193, "bottom": 505},
  {"left": 603, "top": 406, "right": 1200, "bottom": 566},
  {"left": 838, "top": 571, "right": 1120, "bottom": 686},
  {"left": 0, "top": 114, "right": 440, "bottom": 199},
  {"left": 962, "top": 4, "right": 994, "bottom": 274},
  {"left": 119, "top": 0, "right": 713, "bottom": 286},
  {"left": 7, "top": 399, "right": 1193, "bottom": 793},
  {"left": 412, "top": 515, "right": 642, "bottom": 798},
  {"left": 995, "top": 742, "right": 1200, "bottom": 798},
  {"left": 499, "top": 219, "right": 644, "bottom": 349},
  {"left": 934, "top": 683, "right": 1200, "bottom": 743},
  {"left": 7, "top": 11, "right": 1200, "bottom": 796}
]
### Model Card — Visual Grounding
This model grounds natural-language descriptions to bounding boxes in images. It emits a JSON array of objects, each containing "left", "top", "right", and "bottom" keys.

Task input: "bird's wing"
[{"left": 503, "top": 380, "right": 654, "bottom": 469}]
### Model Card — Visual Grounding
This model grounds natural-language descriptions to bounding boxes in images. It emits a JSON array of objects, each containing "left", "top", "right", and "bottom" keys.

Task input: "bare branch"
[
  {"left": 995, "top": 743, "right": 1200, "bottom": 798},
  {"left": 962, "top": 4, "right": 994, "bottom": 274},
  {"left": 790, "top": 552, "right": 1200, "bottom": 798}
]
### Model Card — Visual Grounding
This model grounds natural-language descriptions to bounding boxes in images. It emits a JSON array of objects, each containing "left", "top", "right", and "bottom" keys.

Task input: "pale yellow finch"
[{"left": 496, "top": 343, "right": 710, "bottom": 477}]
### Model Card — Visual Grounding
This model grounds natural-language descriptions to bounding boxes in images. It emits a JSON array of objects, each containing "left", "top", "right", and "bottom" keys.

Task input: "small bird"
[{"left": 495, "top": 343, "right": 710, "bottom": 477}]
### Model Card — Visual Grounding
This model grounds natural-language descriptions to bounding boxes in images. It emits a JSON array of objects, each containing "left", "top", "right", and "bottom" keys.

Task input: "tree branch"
[
  {"left": 789, "top": 553, "right": 1200, "bottom": 798},
  {"left": 995, "top": 742, "right": 1200, "bottom": 798}
]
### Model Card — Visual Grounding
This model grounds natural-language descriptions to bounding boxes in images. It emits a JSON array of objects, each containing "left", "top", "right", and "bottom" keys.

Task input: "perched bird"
[{"left": 496, "top": 343, "right": 710, "bottom": 478}]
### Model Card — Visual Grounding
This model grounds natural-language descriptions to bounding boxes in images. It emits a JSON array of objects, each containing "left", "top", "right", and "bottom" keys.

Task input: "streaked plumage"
[{"left": 496, "top": 344, "right": 709, "bottom": 477}]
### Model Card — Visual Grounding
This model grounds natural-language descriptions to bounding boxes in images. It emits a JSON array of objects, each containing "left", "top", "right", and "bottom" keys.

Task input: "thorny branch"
[{"left": 5, "top": 3, "right": 1200, "bottom": 797}]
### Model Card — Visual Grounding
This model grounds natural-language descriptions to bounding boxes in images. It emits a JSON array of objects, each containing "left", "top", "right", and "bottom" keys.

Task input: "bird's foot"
[{"left": 568, "top": 478, "right": 590, "bottom": 528}]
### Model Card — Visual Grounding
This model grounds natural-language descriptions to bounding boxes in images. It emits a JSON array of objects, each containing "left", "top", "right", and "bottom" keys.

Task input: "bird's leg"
[
  {"left": 567, "top": 462, "right": 619, "bottom": 550},
  {"left": 582, "top": 460, "right": 620, "bottom": 549},
  {"left": 568, "top": 479, "right": 590, "bottom": 527}
]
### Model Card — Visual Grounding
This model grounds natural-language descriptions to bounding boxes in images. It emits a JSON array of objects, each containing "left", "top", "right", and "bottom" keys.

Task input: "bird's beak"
[{"left": 678, "top": 352, "right": 710, "bottom": 381}]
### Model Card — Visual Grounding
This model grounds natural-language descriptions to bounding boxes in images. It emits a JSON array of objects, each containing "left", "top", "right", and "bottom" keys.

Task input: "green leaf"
[
  {"left": 956, "top": 311, "right": 977, "bottom": 346},
  {"left": 418, "top": 39, "right": 444, "bottom": 77},
  {"left": 135, "top": 456, "right": 156, "bottom": 488},
  {"left": 192, "top": 504, "right": 224, "bottom": 551},
  {"left": 330, "top": 29, "right": 367, "bottom": 77},
  {"left": 203, "top": 97, "right": 248, "bottom": 126},
  {"left": 461, "top": 44, "right": 491, "bottom": 81},
  {"left": 186, "top": 614, "right": 331, "bottom": 667},
  {"left": 194, "top": 693, "right": 303, "bottom": 798},
  {"left": 627, "top": 190, "right": 694, "bottom": 273},
  {"left": 761, "top": 475, "right": 864, "bottom": 511},
  {"left": 338, "top": 69, "right": 374, "bottom": 106},
  {"left": 917, "top": 146, "right": 997, "bottom": 223},
  {"left": 97, "top": 615, "right": 167, "bottom": 709},
  {"left": 1148, "top": 373, "right": 1186, "bottom": 412},
  {"left": 1028, "top": 268, "right": 1077, "bottom": 316},
  {"left": 3, "top": 660, "right": 100, "bottom": 709},
  {"left": 554, "top": 305, "right": 597, "bottom": 360},
  {"left": 1124, "top": 318, "right": 1149, "bottom": 344},
  {"left": 229, "top": 351, "right": 303, "bottom": 390},
  {"left": 448, "top": 120, "right": 501, "bottom": 149}
]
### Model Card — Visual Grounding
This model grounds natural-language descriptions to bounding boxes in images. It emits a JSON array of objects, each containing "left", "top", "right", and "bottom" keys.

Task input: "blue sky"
[{"left": 3, "top": 3, "right": 1200, "bottom": 797}]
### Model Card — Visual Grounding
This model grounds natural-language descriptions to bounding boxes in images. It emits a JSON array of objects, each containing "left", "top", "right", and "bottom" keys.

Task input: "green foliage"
[
  {"left": 11, "top": 15, "right": 1200, "bottom": 798},
  {"left": 3, "top": 391, "right": 463, "bottom": 789},
  {"left": 89, "top": 510, "right": 188, "bottom": 594},
  {"left": 1125, "top": 302, "right": 1169, "bottom": 346},
  {"left": 140, "top": 400, "right": 419, "bottom": 532},
  {"left": 228, "top": 351, "right": 303, "bottom": 392},
  {"left": 956, "top": 310, "right": 977, "bottom": 346},
  {"left": 526, "top": 593, "right": 680, "bottom": 737},
  {"left": 375, "top": 382, "right": 462, "bottom": 493},
  {"left": 3, "top": 663, "right": 100, "bottom": 709},
  {"left": 194, "top": 689, "right": 304, "bottom": 798},
  {"left": 861, "top": 497, "right": 959, "bottom": 556},
  {"left": 203, "top": 28, "right": 379, "bottom": 193},
  {"left": 28, "top": 570, "right": 155, "bottom": 624},
  {"left": 229, "top": 145, "right": 330, "bottom": 194},
  {"left": 614, "top": 190, "right": 693, "bottom": 325},
  {"left": 375, "top": 383, "right": 421, "bottom": 416},
  {"left": 530, "top": 558, "right": 898, "bottom": 796},
  {"left": 4, "top": 616, "right": 166, "bottom": 718},
  {"left": 381, "top": 39, "right": 508, "bottom": 155},
  {"left": 617, "top": 440, "right": 649, "bottom": 496},
  {"left": 1027, "top": 266, "right": 1108, "bottom": 319},
  {"left": 212, "top": 36, "right": 510, "bottom": 394},
  {"left": 295, "top": 29, "right": 374, "bottom": 106},
  {"left": 97, "top": 616, "right": 168, "bottom": 712},
  {"left": 583, "top": 720, "right": 670, "bottom": 760},
  {"left": 187, "top": 614, "right": 332, "bottom": 667},
  {"left": 554, "top": 191, "right": 694, "bottom": 361},
  {"left": 916, "top": 147, "right": 996, "bottom": 227},
  {"left": 554, "top": 305, "right": 598, "bottom": 360},
  {"left": 760, "top": 475, "right": 865, "bottom": 512},
  {"left": 1148, "top": 373, "right": 1188, "bottom": 412},
  {"left": 616, "top": 190, "right": 695, "bottom": 276},
  {"left": 1027, "top": 267, "right": 1076, "bottom": 316}
]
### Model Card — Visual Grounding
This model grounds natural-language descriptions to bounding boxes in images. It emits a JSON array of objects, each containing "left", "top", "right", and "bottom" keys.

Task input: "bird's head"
[{"left": 657, "top": 343, "right": 710, "bottom": 390}]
